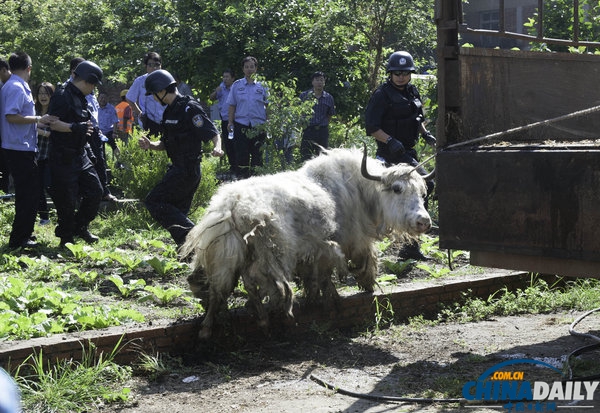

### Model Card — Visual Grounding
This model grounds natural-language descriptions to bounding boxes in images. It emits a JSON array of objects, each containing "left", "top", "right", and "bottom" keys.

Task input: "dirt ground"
[{"left": 100, "top": 310, "right": 600, "bottom": 413}]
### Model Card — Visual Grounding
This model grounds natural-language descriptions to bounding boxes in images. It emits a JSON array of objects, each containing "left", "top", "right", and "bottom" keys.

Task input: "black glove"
[
  {"left": 422, "top": 131, "right": 436, "bottom": 146},
  {"left": 84, "top": 144, "right": 97, "bottom": 165},
  {"left": 386, "top": 137, "right": 405, "bottom": 154},
  {"left": 71, "top": 122, "right": 89, "bottom": 136}
]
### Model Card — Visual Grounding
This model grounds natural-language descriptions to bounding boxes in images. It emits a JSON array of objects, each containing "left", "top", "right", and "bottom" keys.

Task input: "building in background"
[{"left": 461, "top": 0, "right": 538, "bottom": 49}]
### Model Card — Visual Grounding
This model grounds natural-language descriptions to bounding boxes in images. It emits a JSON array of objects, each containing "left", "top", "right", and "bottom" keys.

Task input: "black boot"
[{"left": 76, "top": 227, "right": 99, "bottom": 244}]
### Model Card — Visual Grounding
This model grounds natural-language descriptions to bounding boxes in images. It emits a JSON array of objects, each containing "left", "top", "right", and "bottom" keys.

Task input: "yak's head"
[{"left": 361, "top": 144, "right": 432, "bottom": 235}]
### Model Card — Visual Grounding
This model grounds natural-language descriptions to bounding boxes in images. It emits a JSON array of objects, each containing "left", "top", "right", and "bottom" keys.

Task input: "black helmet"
[
  {"left": 145, "top": 70, "right": 176, "bottom": 95},
  {"left": 386, "top": 51, "right": 416, "bottom": 72},
  {"left": 74, "top": 61, "right": 103, "bottom": 85}
]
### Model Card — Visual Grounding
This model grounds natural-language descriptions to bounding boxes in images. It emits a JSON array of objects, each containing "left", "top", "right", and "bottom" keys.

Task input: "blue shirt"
[
  {"left": 227, "top": 78, "right": 267, "bottom": 127},
  {"left": 299, "top": 89, "right": 336, "bottom": 127},
  {"left": 216, "top": 81, "right": 232, "bottom": 120},
  {"left": 98, "top": 103, "right": 118, "bottom": 134},
  {"left": 126, "top": 73, "right": 166, "bottom": 125},
  {"left": 0, "top": 74, "right": 36, "bottom": 152}
]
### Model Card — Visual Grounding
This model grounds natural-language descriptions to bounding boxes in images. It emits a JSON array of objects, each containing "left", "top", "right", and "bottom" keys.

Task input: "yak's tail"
[{"left": 182, "top": 210, "right": 246, "bottom": 296}]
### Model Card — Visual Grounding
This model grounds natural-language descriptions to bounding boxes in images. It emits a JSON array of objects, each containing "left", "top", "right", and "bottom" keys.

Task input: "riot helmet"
[
  {"left": 145, "top": 70, "right": 176, "bottom": 95},
  {"left": 386, "top": 51, "right": 416, "bottom": 73},
  {"left": 74, "top": 61, "right": 103, "bottom": 85}
]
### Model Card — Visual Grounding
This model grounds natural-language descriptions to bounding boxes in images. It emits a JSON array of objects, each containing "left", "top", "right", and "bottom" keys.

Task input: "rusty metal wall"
[
  {"left": 437, "top": 147, "right": 600, "bottom": 277},
  {"left": 457, "top": 48, "right": 600, "bottom": 142}
]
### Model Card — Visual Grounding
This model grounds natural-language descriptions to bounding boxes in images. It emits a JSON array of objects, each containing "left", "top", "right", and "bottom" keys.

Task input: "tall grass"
[
  {"left": 13, "top": 339, "right": 132, "bottom": 412},
  {"left": 439, "top": 276, "right": 600, "bottom": 323}
]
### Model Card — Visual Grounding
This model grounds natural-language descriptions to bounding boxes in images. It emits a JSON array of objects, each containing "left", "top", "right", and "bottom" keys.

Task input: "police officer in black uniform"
[
  {"left": 138, "top": 69, "right": 223, "bottom": 247},
  {"left": 48, "top": 60, "right": 104, "bottom": 246},
  {"left": 365, "top": 51, "right": 436, "bottom": 260}
]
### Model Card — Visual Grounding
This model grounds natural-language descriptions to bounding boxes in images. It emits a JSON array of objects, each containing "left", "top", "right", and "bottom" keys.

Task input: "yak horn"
[
  {"left": 361, "top": 143, "right": 382, "bottom": 182},
  {"left": 422, "top": 169, "right": 435, "bottom": 180}
]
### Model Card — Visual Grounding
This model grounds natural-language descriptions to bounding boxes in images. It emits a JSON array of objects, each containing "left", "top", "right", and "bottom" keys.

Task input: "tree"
[{"left": 525, "top": 0, "right": 600, "bottom": 52}]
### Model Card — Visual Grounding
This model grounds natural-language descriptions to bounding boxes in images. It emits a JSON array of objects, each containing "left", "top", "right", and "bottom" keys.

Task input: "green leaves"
[{"left": 0, "top": 275, "right": 145, "bottom": 339}]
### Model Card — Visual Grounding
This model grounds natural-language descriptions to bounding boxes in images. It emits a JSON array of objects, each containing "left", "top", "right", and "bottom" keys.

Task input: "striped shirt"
[{"left": 299, "top": 89, "right": 335, "bottom": 127}]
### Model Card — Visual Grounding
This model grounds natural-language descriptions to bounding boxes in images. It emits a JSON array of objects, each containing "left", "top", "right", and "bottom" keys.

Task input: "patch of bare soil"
[{"left": 100, "top": 311, "right": 600, "bottom": 413}]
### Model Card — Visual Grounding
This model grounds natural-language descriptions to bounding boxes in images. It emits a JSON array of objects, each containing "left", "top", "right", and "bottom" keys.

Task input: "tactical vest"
[
  {"left": 380, "top": 82, "right": 422, "bottom": 148},
  {"left": 162, "top": 96, "right": 206, "bottom": 167},
  {"left": 50, "top": 82, "right": 91, "bottom": 151}
]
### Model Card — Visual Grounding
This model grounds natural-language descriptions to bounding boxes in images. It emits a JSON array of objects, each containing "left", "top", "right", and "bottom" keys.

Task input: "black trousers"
[
  {"left": 144, "top": 163, "right": 201, "bottom": 246},
  {"left": 220, "top": 120, "right": 236, "bottom": 171},
  {"left": 233, "top": 121, "right": 266, "bottom": 178},
  {"left": 50, "top": 151, "right": 103, "bottom": 240},
  {"left": 88, "top": 130, "right": 110, "bottom": 197},
  {"left": 5, "top": 149, "right": 40, "bottom": 247},
  {"left": 0, "top": 147, "right": 10, "bottom": 193},
  {"left": 300, "top": 125, "right": 329, "bottom": 161}
]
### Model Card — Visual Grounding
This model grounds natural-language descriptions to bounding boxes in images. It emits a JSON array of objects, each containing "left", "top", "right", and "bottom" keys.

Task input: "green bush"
[{"left": 111, "top": 129, "right": 170, "bottom": 201}]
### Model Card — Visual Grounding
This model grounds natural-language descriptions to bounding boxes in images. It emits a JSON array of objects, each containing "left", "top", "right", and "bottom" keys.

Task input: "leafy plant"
[
  {"left": 68, "top": 268, "right": 101, "bottom": 288},
  {"left": 145, "top": 256, "right": 187, "bottom": 277},
  {"left": 107, "top": 275, "right": 146, "bottom": 298},
  {"left": 134, "top": 351, "right": 179, "bottom": 382},
  {"left": 140, "top": 285, "right": 186, "bottom": 306},
  {"left": 415, "top": 262, "right": 451, "bottom": 278},
  {"left": 109, "top": 251, "right": 143, "bottom": 273},
  {"left": 111, "top": 129, "right": 170, "bottom": 200},
  {"left": 382, "top": 259, "right": 414, "bottom": 277},
  {"left": 439, "top": 277, "right": 600, "bottom": 323},
  {"left": 64, "top": 243, "right": 91, "bottom": 260}
]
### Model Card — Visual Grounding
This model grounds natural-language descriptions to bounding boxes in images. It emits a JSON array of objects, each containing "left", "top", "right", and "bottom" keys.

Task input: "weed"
[
  {"left": 407, "top": 314, "right": 438, "bottom": 331},
  {"left": 373, "top": 296, "right": 395, "bottom": 333},
  {"left": 439, "top": 276, "right": 600, "bottom": 323},
  {"left": 14, "top": 339, "right": 132, "bottom": 412},
  {"left": 135, "top": 351, "right": 179, "bottom": 381}
]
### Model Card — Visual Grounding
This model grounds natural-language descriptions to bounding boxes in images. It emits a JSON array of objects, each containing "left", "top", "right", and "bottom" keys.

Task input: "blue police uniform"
[{"left": 226, "top": 78, "right": 267, "bottom": 178}]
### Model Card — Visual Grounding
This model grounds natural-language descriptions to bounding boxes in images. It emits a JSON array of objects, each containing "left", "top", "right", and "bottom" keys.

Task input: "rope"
[{"left": 443, "top": 104, "right": 600, "bottom": 150}]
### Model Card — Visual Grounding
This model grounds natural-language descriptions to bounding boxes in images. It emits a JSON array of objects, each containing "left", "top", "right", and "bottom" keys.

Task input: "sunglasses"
[
  {"left": 146, "top": 62, "right": 161, "bottom": 68},
  {"left": 391, "top": 70, "right": 411, "bottom": 77}
]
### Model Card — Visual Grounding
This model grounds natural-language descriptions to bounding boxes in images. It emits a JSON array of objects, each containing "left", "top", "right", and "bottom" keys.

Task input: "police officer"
[
  {"left": 138, "top": 69, "right": 223, "bottom": 247},
  {"left": 48, "top": 60, "right": 104, "bottom": 246},
  {"left": 365, "top": 51, "right": 436, "bottom": 260}
]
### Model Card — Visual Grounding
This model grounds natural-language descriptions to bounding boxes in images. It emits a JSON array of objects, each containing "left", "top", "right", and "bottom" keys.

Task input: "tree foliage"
[
  {"left": 0, "top": 0, "right": 436, "bottom": 121},
  {"left": 525, "top": 0, "right": 600, "bottom": 53}
]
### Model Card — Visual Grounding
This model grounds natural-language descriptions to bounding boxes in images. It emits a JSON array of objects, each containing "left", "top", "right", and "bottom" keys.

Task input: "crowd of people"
[{"left": 0, "top": 49, "right": 435, "bottom": 257}]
